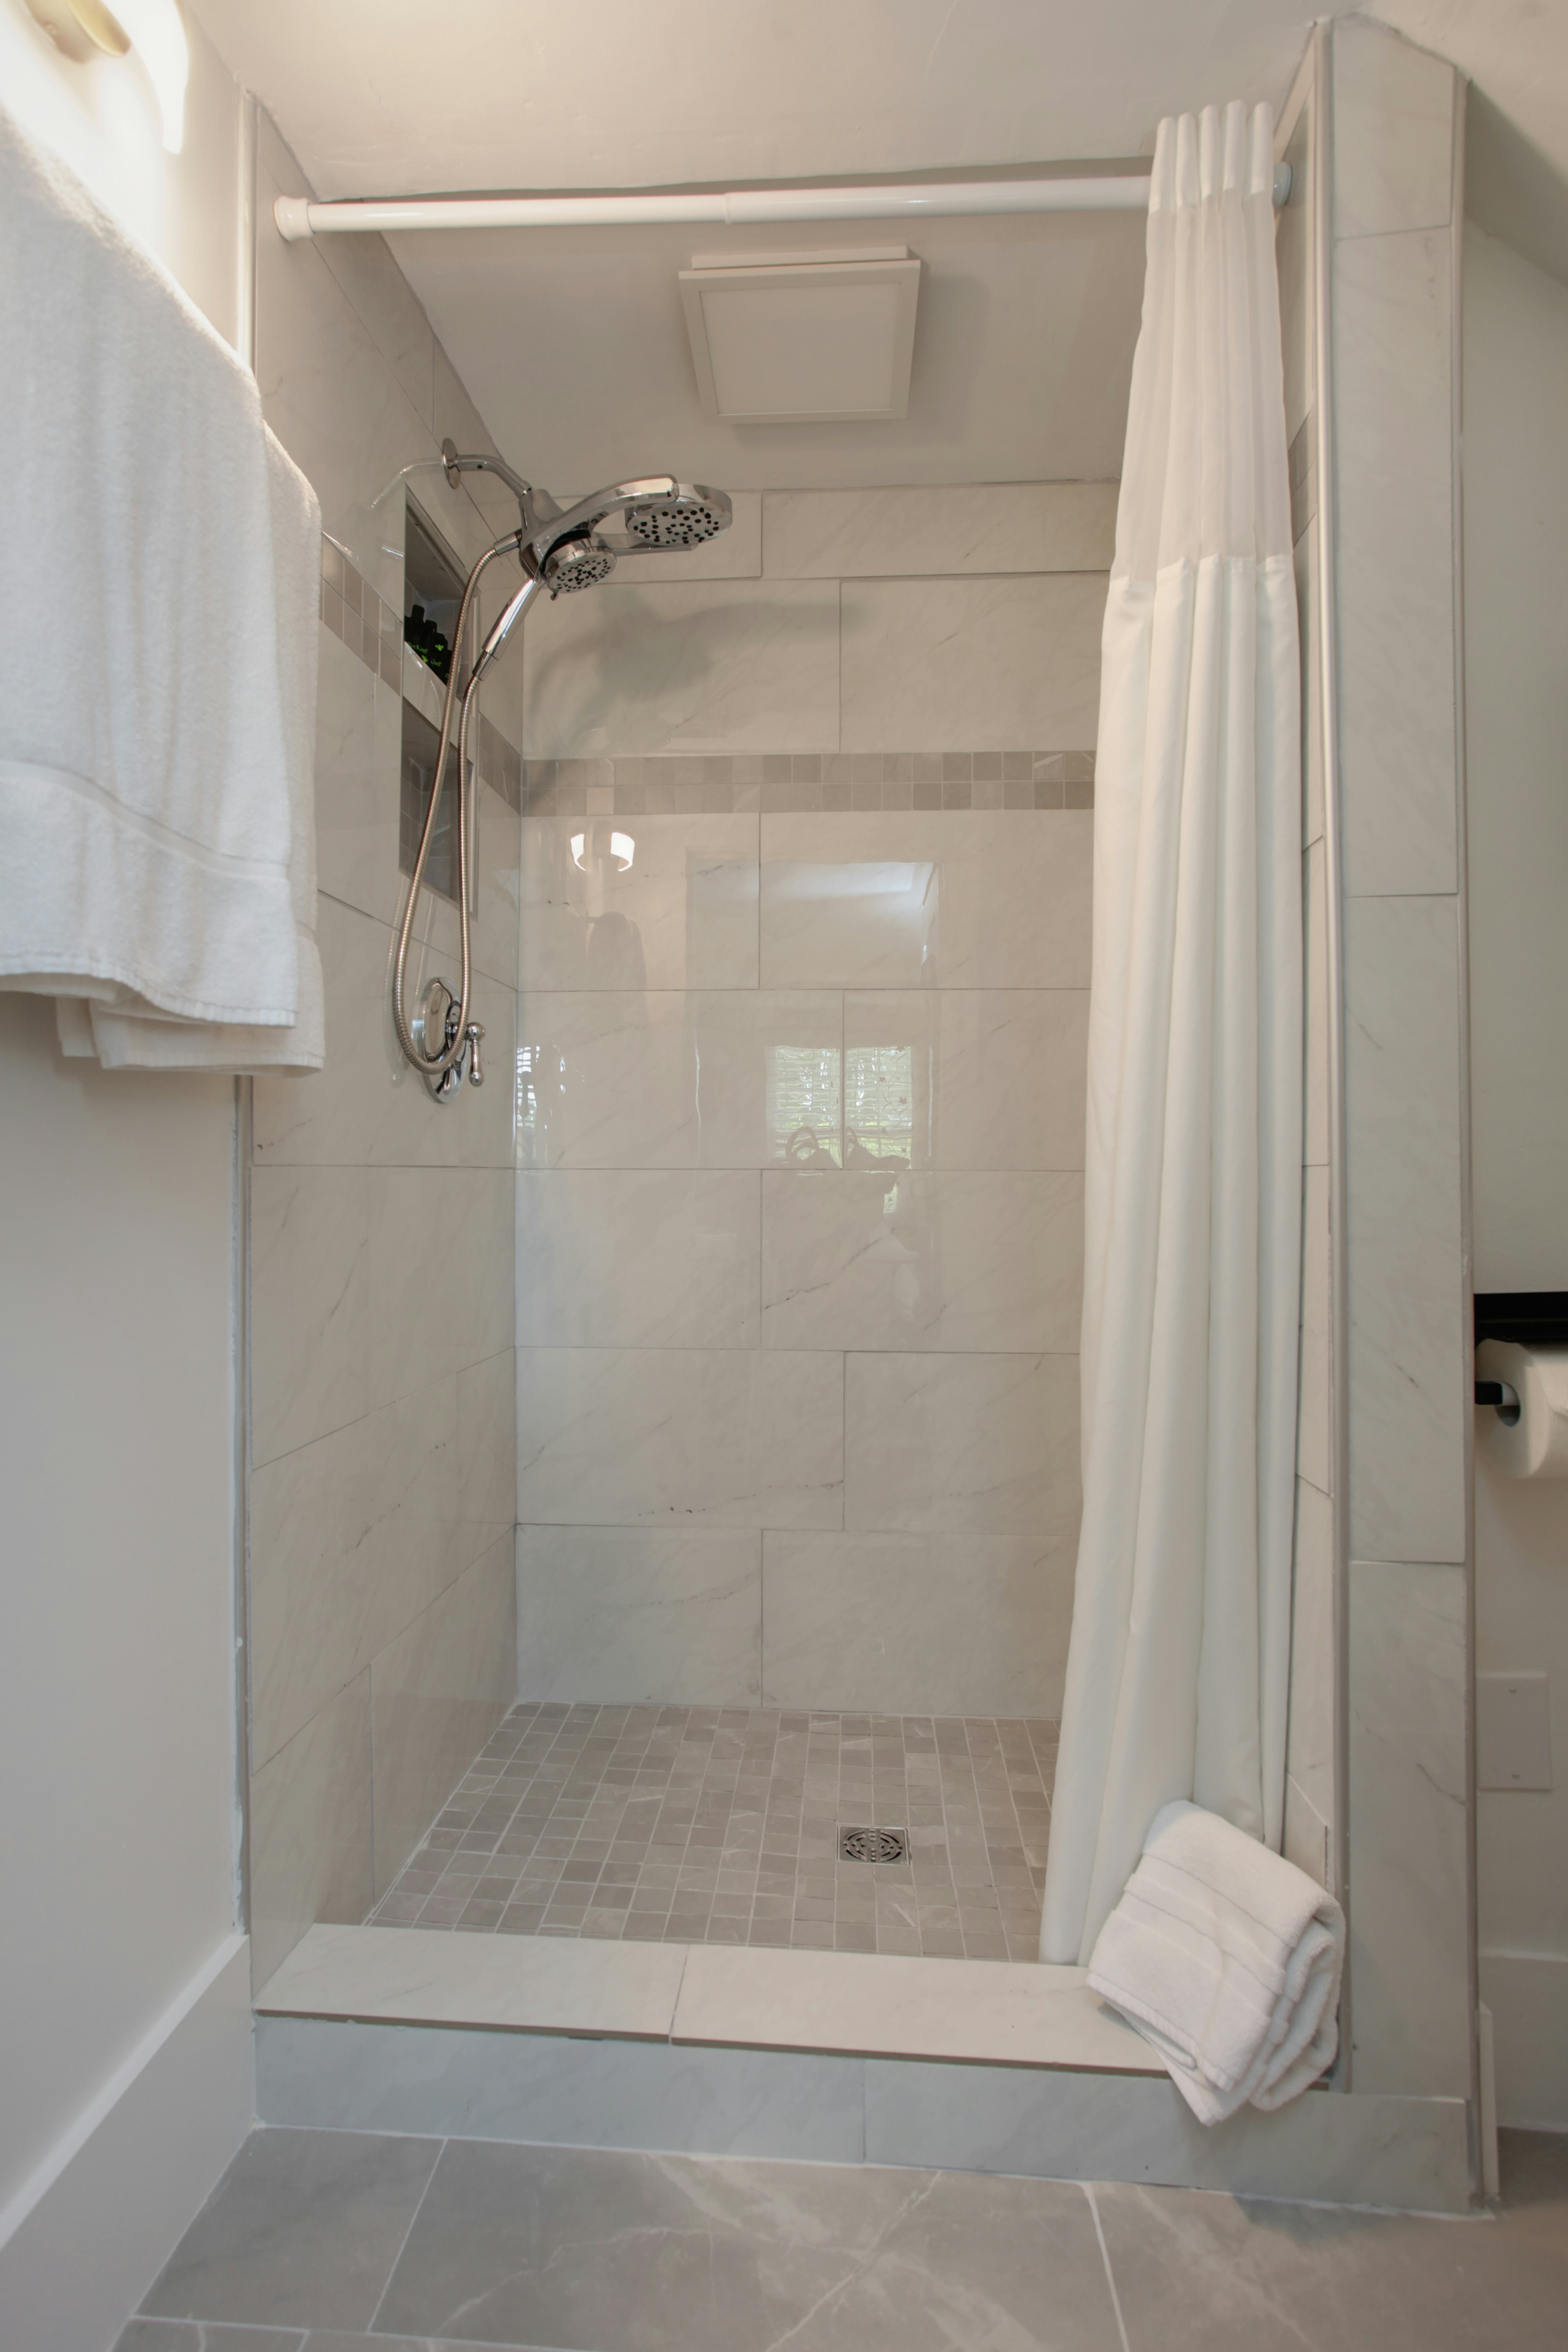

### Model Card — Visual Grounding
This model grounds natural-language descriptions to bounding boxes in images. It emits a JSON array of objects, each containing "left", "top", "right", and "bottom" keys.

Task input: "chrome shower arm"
[
  {"left": 536, "top": 476, "right": 685, "bottom": 553},
  {"left": 439, "top": 438, "right": 549, "bottom": 539}
]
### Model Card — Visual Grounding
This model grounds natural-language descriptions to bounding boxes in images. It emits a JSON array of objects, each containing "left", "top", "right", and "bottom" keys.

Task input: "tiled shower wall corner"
[
  {"left": 245, "top": 111, "right": 524, "bottom": 1987},
  {"left": 514, "top": 482, "right": 1114, "bottom": 1717},
  {"left": 1276, "top": 50, "right": 1339, "bottom": 1904}
]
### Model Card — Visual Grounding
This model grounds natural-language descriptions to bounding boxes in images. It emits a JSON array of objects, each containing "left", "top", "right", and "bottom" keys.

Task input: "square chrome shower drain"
[{"left": 838, "top": 1824, "right": 908, "bottom": 1864}]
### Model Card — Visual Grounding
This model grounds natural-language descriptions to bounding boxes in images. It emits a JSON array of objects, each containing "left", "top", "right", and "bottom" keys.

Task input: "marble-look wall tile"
[
  {"left": 1295, "top": 508, "right": 1324, "bottom": 851},
  {"left": 522, "top": 581, "right": 841, "bottom": 757},
  {"left": 370, "top": 1534, "right": 517, "bottom": 1896},
  {"left": 516, "top": 1526, "right": 762, "bottom": 1705},
  {"left": 1334, "top": 226, "right": 1458, "bottom": 897},
  {"left": 516, "top": 1170, "right": 760, "bottom": 1348},
  {"left": 1348, "top": 1557, "right": 1470, "bottom": 2098},
  {"left": 1286, "top": 1476, "right": 1337, "bottom": 1878},
  {"left": 250, "top": 1164, "right": 370, "bottom": 1468},
  {"left": 368, "top": 1167, "right": 514, "bottom": 1406},
  {"left": 762, "top": 1530, "right": 1074, "bottom": 1716},
  {"left": 1298, "top": 1163, "right": 1331, "bottom": 1497},
  {"left": 1303, "top": 838, "right": 1330, "bottom": 1169},
  {"left": 312, "top": 629, "right": 400, "bottom": 926},
  {"left": 842, "top": 574, "right": 1104, "bottom": 752},
  {"left": 516, "top": 1347, "right": 842, "bottom": 1528},
  {"left": 249, "top": 1672, "right": 372, "bottom": 1988},
  {"left": 257, "top": 113, "right": 436, "bottom": 442},
  {"left": 457, "top": 1347, "right": 519, "bottom": 1564},
  {"left": 250, "top": 1375, "right": 461, "bottom": 1767},
  {"left": 258, "top": 162, "right": 431, "bottom": 604},
  {"left": 516, "top": 990, "right": 843, "bottom": 1170},
  {"left": 1277, "top": 93, "right": 1316, "bottom": 446},
  {"left": 762, "top": 483, "right": 1118, "bottom": 579},
  {"left": 846, "top": 1351, "right": 1079, "bottom": 1541},
  {"left": 760, "top": 813, "right": 1092, "bottom": 990},
  {"left": 396, "top": 775, "right": 526, "bottom": 997},
  {"left": 1344, "top": 896, "right": 1466, "bottom": 1565},
  {"left": 520, "top": 815, "right": 759, "bottom": 992},
  {"left": 845, "top": 990, "right": 1088, "bottom": 1169},
  {"left": 254, "top": 896, "right": 518, "bottom": 1173},
  {"left": 761, "top": 1169, "right": 1083, "bottom": 1354},
  {"left": 253, "top": 112, "right": 523, "bottom": 1977},
  {"left": 1333, "top": 17, "right": 1455, "bottom": 241}
]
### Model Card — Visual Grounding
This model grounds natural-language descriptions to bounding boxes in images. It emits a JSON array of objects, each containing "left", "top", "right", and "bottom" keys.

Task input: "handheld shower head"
[
  {"left": 528, "top": 478, "right": 732, "bottom": 589},
  {"left": 542, "top": 538, "right": 619, "bottom": 593}
]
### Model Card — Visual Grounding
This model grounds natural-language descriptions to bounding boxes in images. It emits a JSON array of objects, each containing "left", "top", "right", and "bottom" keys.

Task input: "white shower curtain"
[{"left": 1041, "top": 101, "right": 1302, "bottom": 1967}]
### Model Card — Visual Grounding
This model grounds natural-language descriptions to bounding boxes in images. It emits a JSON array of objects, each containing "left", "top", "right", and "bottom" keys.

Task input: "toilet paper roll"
[{"left": 1476, "top": 1338, "right": 1568, "bottom": 1477}]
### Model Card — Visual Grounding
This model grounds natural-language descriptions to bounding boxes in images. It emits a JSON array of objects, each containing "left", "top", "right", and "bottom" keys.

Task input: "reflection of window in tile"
[
  {"left": 846, "top": 1043, "right": 913, "bottom": 1168},
  {"left": 516, "top": 1038, "right": 566, "bottom": 1165},
  {"left": 767, "top": 1043, "right": 842, "bottom": 1166}
]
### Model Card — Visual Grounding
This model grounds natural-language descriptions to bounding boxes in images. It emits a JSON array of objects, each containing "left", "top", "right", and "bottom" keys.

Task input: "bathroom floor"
[
  {"left": 369, "top": 1702, "right": 1055, "bottom": 1961},
  {"left": 120, "top": 2125, "right": 1568, "bottom": 2352}
]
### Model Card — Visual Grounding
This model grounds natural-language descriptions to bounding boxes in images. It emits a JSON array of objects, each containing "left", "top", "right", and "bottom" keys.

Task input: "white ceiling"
[
  {"left": 193, "top": 1, "right": 1348, "bottom": 196},
  {"left": 388, "top": 210, "right": 1149, "bottom": 492},
  {"left": 196, "top": 0, "right": 1469, "bottom": 490}
]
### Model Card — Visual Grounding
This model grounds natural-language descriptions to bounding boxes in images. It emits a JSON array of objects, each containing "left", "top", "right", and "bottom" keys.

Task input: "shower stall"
[{"left": 241, "top": 10, "right": 1483, "bottom": 2219}]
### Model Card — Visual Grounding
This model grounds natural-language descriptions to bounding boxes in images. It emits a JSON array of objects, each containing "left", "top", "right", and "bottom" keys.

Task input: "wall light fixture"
[{"left": 24, "top": 0, "right": 189, "bottom": 152}]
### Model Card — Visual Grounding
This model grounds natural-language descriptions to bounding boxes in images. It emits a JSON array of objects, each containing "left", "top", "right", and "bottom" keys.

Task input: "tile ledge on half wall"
[{"left": 254, "top": 1921, "right": 1161, "bottom": 2073}]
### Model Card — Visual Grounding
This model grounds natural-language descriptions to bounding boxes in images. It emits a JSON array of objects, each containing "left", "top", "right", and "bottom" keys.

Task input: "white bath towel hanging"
[
  {"left": 1040, "top": 100, "right": 1302, "bottom": 1966},
  {"left": 0, "top": 99, "right": 323, "bottom": 1068},
  {"left": 1088, "top": 1800, "right": 1344, "bottom": 2123}
]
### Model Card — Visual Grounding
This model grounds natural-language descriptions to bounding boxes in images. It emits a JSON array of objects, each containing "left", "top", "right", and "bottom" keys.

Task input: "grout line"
[
  {"left": 365, "top": 2133, "right": 447, "bottom": 2336},
  {"left": 1083, "top": 2179, "right": 1133, "bottom": 2352}
]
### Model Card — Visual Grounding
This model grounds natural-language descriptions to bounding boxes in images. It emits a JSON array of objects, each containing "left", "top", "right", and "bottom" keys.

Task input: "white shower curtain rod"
[{"left": 274, "top": 163, "right": 1292, "bottom": 241}]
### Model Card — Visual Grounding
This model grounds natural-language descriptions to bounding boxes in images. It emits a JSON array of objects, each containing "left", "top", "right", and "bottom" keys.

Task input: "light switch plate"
[{"left": 1476, "top": 1671, "right": 1553, "bottom": 1791}]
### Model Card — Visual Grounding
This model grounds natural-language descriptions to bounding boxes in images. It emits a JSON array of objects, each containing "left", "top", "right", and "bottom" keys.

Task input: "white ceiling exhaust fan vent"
[{"left": 679, "top": 247, "right": 921, "bottom": 425}]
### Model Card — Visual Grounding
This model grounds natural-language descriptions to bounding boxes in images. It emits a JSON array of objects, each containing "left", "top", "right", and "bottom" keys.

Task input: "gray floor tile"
[
  {"left": 1095, "top": 2168, "right": 1568, "bottom": 2352},
  {"left": 138, "top": 2129, "right": 440, "bottom": 2333},
  {"left": 375, "top": 2139, "right": 1122, "bottom": 2350},
  {"left": 115, "top": 2327, "right": 305, "bottom": 2350},
  {"left": 303, "top": 2337, "right": 480, "bottom": 2350}
]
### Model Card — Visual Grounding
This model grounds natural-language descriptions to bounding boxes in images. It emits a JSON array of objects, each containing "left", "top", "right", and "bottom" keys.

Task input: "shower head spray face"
[
  {"left": 542, "top": 537, "right": 617, "bottom": 594},
  {"left": 621, "top": 489, "right": 731, "bottom": 549}
]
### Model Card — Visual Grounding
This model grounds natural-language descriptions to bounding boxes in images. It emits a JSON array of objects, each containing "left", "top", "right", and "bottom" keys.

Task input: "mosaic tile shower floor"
[{"left": 369, "top": 1705, "right": 1057, "bottom": 1961}]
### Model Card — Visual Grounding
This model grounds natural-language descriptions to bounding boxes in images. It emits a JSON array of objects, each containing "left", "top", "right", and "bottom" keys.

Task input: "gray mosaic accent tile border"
[
  {"left": 524, "top": 749, "right": 1096, "bottom": 818},
  {"left": 321, "top": 533, "right": 523, "bottom": 811},
  {"left": 320, "top": 533, "right": 401, "bottom": 692}
]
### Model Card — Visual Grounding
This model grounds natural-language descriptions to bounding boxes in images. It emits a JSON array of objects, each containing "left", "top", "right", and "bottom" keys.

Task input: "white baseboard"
[
  {"left": 1479, "top": 1949, "right": 1568, "bottom": 2131},
  {"left": 0, "top": 1934, "right": 254, "bottom": 2352}
]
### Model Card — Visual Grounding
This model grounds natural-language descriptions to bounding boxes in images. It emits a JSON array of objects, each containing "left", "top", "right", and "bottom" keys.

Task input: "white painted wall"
[
  {"left": 0, "top": 1, "right": 256, "bottom": 2336},
  {"left": 1462, "top": 218, "right": 1568, "bottom": 2127}
]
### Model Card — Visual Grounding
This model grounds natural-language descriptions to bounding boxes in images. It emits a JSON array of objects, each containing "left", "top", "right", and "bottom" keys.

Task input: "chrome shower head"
[
  {"left": 527, "top": 477, "right": 732, "bottom": 591},
  {"left": 541, "top": 538, "right": 618, "bottom": 593},
  {"left": 619, "top": 488, "right": 732, "bottom": 549}
]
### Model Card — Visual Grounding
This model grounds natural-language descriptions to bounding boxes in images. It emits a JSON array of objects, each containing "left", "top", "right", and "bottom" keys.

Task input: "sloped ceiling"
[
  {"left": 193, "top": 0, "right": 1349, "bottom": 196},
  {"left": 1373, "top": 0, "right": 1568, "bottom": 288},
  {"left": 192, "top": 0, "right": 1364, "bottom": 488}
]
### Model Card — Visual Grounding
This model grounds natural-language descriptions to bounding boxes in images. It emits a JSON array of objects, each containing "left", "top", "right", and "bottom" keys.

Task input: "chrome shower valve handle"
[{"left": 411, "top": 977, "right": 484, "bottom": 1097}]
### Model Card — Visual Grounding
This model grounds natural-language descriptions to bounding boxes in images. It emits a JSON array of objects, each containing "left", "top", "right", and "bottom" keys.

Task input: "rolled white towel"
[{"left": 1087, "top": 1799, "right": 1344, "bottom": 2126}]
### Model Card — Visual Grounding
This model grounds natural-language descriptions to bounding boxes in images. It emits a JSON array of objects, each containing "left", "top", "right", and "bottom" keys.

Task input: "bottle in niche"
[{"left": 403, "top": 603, "right": 452, "bottom": 682}]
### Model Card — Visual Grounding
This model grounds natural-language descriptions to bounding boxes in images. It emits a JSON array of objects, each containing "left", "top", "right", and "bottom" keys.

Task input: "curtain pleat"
[{"left": 1040, "top": 101, "right": 1302, "bottom": 1966}]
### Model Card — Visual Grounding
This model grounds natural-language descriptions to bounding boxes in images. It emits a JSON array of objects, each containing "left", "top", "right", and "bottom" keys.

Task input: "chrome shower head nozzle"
[
  {"left": 542, "top": 537, "right": 617, "bottom": 594},
  {"left": 621, "top": 488, "right": 731, "bottom": 549}
]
